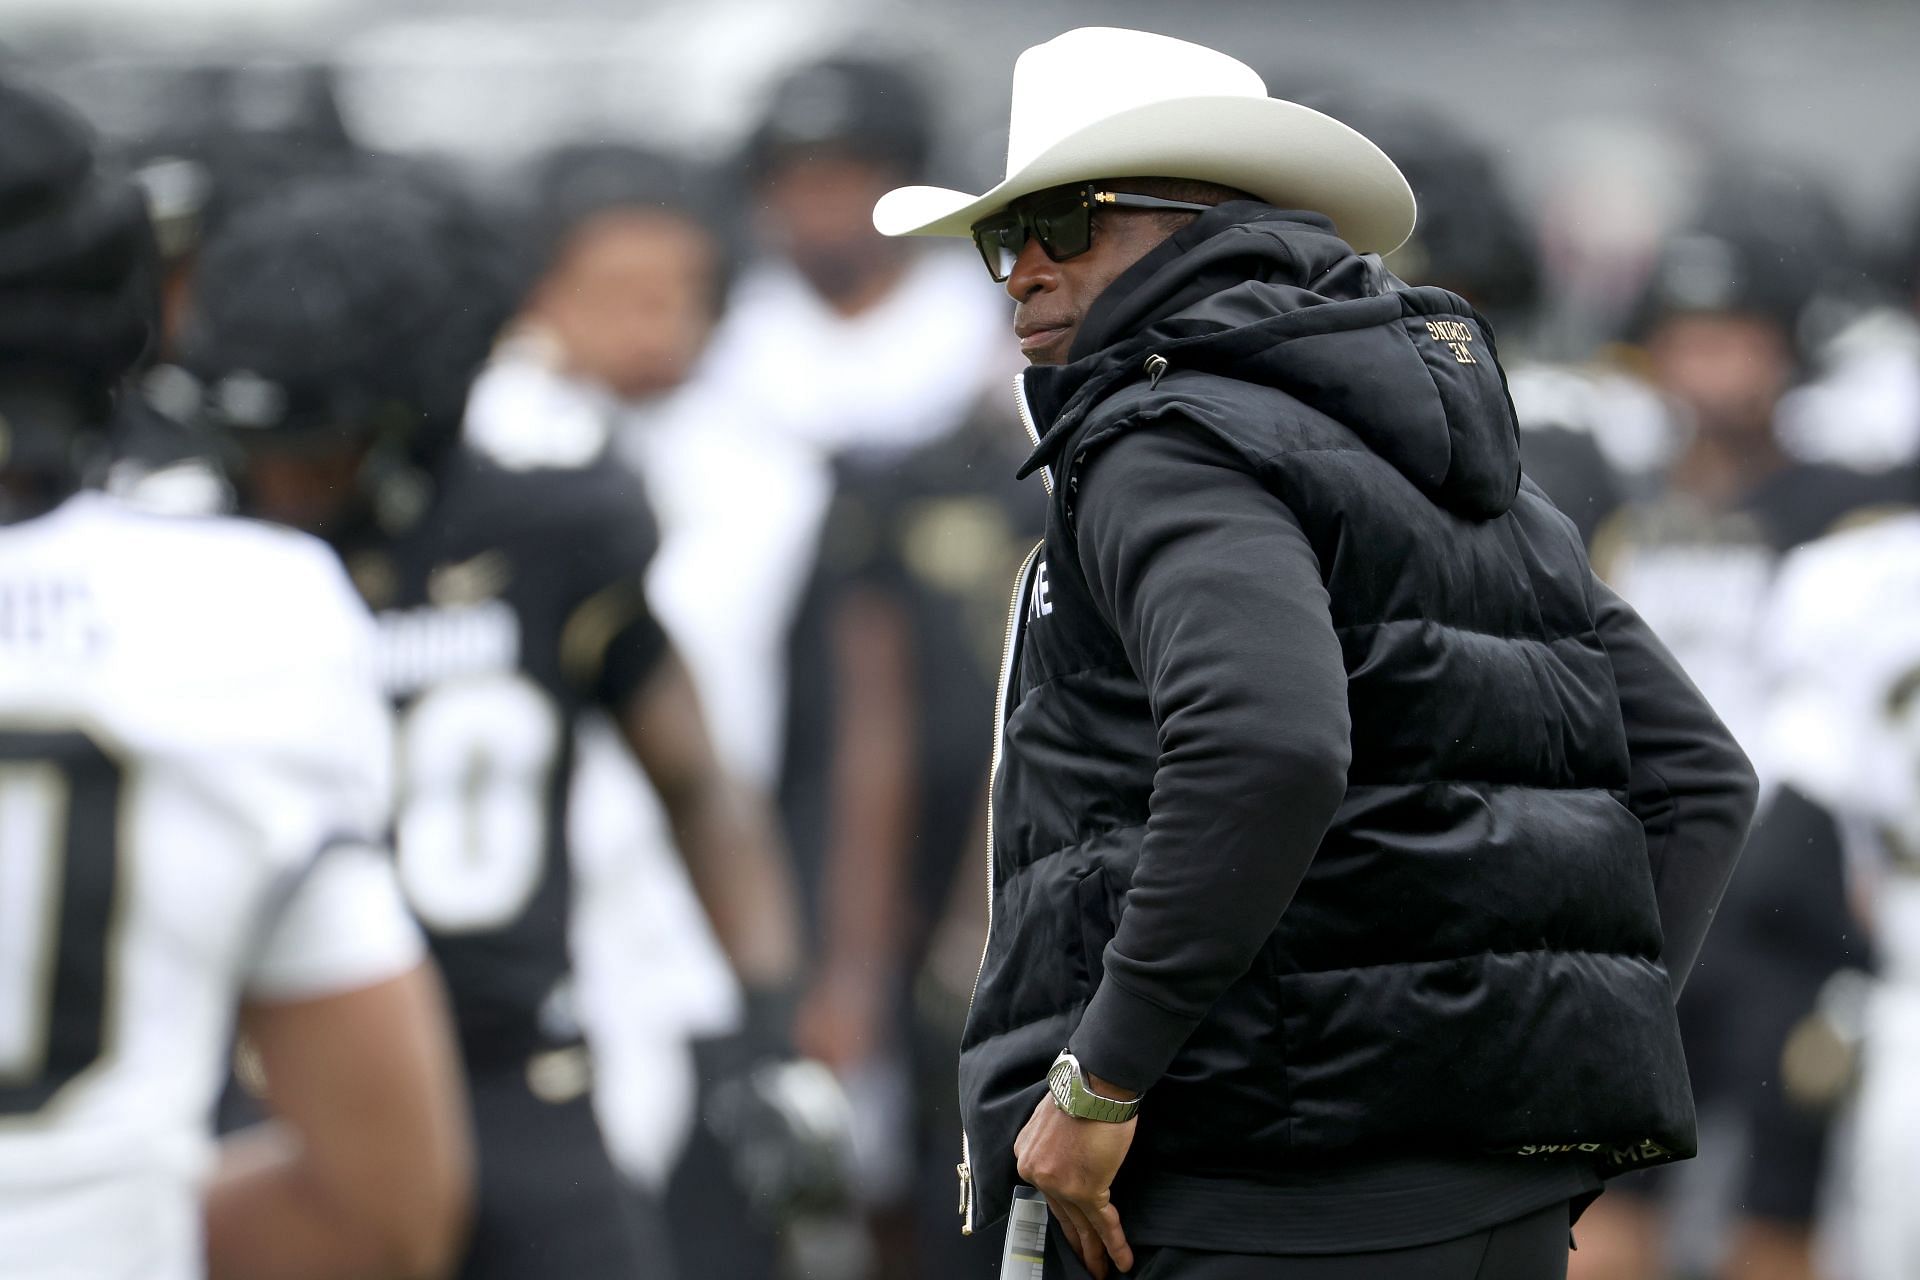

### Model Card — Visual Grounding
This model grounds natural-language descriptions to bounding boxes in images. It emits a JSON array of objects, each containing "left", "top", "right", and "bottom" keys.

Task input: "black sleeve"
[
  {"left": 592, "top": 588, "right": 673, "bottom": 712},
  {"left": 1067, "top": 424, "right": 1352, "bottom": 1094},
  {"left": 1592, "top": 576, "right": 1759, "bottom": 997},
  {"left": 553, "top": 470, "right": 674, "bottom": 711}
]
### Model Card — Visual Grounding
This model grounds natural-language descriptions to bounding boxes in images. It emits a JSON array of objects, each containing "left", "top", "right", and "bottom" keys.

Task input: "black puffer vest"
[{"left": 957, "top": 206, "right": 1693, "bottom": 1233}]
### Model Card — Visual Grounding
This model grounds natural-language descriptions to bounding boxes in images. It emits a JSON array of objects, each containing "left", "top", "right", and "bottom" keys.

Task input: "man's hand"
[{"left": 1012, "top": 1087, "right": 1137, "bottom": 1278}]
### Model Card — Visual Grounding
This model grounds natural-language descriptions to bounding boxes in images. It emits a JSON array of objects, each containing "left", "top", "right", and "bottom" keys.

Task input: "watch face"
[{"left": 1048, "top": 1060, "right": 1075, "bottom": 1113}]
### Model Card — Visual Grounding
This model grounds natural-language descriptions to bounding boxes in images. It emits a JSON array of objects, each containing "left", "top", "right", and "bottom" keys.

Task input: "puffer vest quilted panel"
[{"left": 958, "top": 373, "right": 1693, "bottom": 1219}]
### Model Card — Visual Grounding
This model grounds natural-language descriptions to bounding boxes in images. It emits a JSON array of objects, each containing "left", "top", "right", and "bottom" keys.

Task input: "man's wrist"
[
  {"left": 1083, "top": 1071, "right": 1140, "bottom": 1102},
  {"left": 1047, "top": 1050, "right": 1142, "bottom": 1121}
]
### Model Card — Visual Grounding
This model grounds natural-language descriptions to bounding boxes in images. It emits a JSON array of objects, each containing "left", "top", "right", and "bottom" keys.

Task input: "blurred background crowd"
[{"left": 6, "top": 0, "right": 1920, "bottom": 1277}]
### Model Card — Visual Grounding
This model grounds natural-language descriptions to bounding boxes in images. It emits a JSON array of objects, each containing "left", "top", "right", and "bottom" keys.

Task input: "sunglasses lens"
[
  {"left": 972, "top": 190, "right": 1094, "bottom": 280},
  {"left": 1033, "top": 198, "right": 1091, "bottom": 262},
  {"left": 972, "top": 217, "right": 1024, "bottom": 281}
]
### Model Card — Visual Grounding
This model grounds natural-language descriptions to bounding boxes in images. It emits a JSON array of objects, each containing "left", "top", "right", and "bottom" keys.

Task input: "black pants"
[
  {"left": 456, "top": 1066, "right": 659, "bottom": 1280},
  {"left": 663, "top": 1049, "right": 783, "bottom": 1280},
  {"left": 1045, "top": 1200, "right": 1570, "bottom": 1279}
]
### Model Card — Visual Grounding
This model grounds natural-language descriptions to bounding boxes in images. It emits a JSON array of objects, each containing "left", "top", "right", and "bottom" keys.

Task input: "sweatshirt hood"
[{"left": 1019, "top": 203, "right": 1522, "bottom": 520}]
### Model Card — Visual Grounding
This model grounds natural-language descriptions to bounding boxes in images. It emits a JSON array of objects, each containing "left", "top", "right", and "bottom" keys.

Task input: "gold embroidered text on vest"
[{"left": 1424, "top": 319, "right": 1478, "bottom": 365}]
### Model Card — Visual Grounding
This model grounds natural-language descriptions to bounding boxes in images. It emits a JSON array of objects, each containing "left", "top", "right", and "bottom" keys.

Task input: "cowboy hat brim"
[{"left": 873, "top": 94, "right": 1416, "bottom": 256}]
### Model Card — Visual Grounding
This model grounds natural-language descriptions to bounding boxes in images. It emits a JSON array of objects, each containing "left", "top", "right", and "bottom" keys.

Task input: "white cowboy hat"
[{"left": 872, "top": 27, "right": 1416, "bottom": 256}]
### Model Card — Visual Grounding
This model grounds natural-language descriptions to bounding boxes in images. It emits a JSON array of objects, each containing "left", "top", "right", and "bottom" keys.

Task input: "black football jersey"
[
  {"left": 337, "top": 448, "right": 670, "bottom": 1066},
  {"left": 781, "top": 407, "right": 1042, "bottom": 945}
]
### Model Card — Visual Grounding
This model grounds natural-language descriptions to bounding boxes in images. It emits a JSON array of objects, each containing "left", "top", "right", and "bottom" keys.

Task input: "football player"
[
  {"left": 1579, "top": 190, "right": 1900, "bottom": 1280},
  {"left": 0, "top": 76, "right": 472, "bottom": 1279},
  {"left": 176, "top": 169, "right": 803, "bottom": 1279},
  {"left": 1758, "top": 510, "right": 1920, "bottom": 1280}
]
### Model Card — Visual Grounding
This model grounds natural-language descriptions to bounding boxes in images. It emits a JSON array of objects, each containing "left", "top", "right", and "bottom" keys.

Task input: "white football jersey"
[
  {"left": 1763, "top": 511, "right": 1920, "bottom": 976},
  {"left": 1761, "top": 508, "right": 1920, "bottom": 1280},
  {"left": 0, "top": 493, "right": 422, "bottom": 1280}
]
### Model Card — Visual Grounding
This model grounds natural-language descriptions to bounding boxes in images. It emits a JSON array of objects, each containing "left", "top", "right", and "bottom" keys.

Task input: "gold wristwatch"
[{"left": 1047, "top": 1050, "right": 1141, "bottom": 1123}]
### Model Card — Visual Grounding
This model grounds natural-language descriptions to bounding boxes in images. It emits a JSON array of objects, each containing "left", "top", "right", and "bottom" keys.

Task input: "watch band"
[{"left": 1047, "top": 1050, "right": 1141, "bottom": 1122}]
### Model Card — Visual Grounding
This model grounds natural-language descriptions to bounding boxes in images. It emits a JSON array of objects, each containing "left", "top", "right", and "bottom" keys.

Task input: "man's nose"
[{"left": 1005, "top": 236, "right": 1059, "bottom": 303}]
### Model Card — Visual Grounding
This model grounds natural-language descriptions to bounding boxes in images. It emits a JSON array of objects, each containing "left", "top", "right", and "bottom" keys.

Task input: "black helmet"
[
  {"left": 741, "top": 54, "right": 933, "bottom": 184},
  {"left": 122, "top": 125, "right": 362, "bottom": 268},
  {"left": 1364, "top": 112, "right": 1542, "bottom": 333},
  {"left": 180, "top": 166, "right": 511, "bottom": 456},
  {"left": 1628, "top": 159, "right": 1857, "bottom": 355},
  {"left": 90, "top": 59, "right": 356, "bottom": 267},
  {"left": 0, "top": 74, "right": 157, "bottom": 516},
  {"left": 176, "top": 166, "right": 513, "bottom": 534}
]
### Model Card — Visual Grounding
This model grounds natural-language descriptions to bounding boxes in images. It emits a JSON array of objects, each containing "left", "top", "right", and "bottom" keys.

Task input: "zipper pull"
[
  {"left": 1144, "top": 353, "right": 1169, "bottom": 387},
  {"left": 957, "top": 1160, "right": 974, "bottom": 1232}
]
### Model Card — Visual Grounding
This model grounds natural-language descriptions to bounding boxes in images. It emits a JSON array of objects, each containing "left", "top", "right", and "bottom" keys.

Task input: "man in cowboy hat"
[{"left": 874, "top": 27, "right": 1757, "bottom": 1280}]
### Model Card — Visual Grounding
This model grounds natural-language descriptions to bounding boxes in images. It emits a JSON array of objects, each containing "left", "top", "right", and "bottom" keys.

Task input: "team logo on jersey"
[{"left": 427, "top": 551, "right": 513, "bottom": 607}]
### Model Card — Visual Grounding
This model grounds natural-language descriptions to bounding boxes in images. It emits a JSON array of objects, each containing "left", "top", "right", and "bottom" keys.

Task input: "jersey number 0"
[
  {"left": 0, "top": 731, "right": 122, "bottom": 1118},
  {"left": 394, "top": 674, "right": 562, "bottom": 934}
]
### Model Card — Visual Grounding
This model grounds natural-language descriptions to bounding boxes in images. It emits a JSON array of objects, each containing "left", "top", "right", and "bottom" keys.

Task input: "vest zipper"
[
  {"left": 1013, "top": 369, "right": 1052, "bottom": 494},
  {"left": 960, "top": 540, "right": 1042, "bottom": 1234},
  {"left": 958, "top": 374, "right": 1051, "bottom": 1236}
]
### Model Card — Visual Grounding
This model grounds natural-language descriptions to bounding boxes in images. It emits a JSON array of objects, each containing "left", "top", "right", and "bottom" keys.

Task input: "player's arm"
[
  {"left": 206, "top": 965, "right": 472, "bottom": 1280},
  {"left": 795, "top": 585, "right": 917, "bottom": 1070},
  {"left": 206, "top": 843, "right": 473, "bottom": 1280},
  {"left": 201, "top": 540, "right": 472, "bottom": 1277},
  {"left": 568, "top": 478, "right": 802, "bottom": 993},
  {"left": 619, "top": 649, "right": 801, "bottom": 990}
]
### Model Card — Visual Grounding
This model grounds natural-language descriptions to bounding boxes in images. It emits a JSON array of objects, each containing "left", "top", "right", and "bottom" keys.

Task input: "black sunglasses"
[{"left": 970, "top": 184, "right": 1216, "bottom": 282}]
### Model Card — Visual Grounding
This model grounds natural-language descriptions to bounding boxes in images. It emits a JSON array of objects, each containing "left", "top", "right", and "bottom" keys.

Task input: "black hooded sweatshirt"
[{"left": 958, "top": 205, "right": 1756, "bottom": 1253}]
